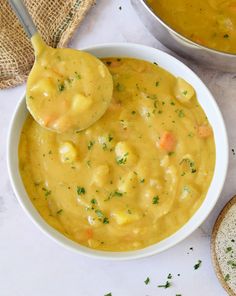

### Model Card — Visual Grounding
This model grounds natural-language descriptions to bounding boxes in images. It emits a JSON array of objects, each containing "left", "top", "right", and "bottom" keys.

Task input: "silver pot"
[{"left": 131, "top": 0, "right": 236, "bottom": 72}]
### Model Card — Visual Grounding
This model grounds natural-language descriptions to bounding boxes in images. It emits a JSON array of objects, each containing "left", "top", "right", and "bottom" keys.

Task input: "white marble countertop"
[{"left": 1, "top": 1, "right": 235, "bottom": 295}]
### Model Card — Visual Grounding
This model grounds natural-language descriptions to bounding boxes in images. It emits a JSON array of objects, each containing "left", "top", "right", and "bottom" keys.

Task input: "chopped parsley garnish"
[
  {"left": 224, "top": 274, "right": 230, "bottom": 281},
  {"left": 155, "top": 81, "right": 159, "bottom": 87},
  {"left": 113, "top": 191, "right": 123, "bottom": 197},
  {"left": 182, "top": 90, "right": 188, "bottom": 96},
  {"left": 74, "top": 71, "right": 81, "bottom": 79},
  {"left": 95, "top": 209, "right": 104, "bottom": 218},
  {"left": 168, "top": 152, "right": 175, "bottom": 156},
  {"left": 102, "top": 143, "right": 108, "bottom": 150},
  {"left": 56, "top": 209, "right": 63, "bottom": 215},
  {"left": 224, "top": 34, "right": 229, "bottom": 39},
  {"left": 194, "top": 260, "right": 202, "bottom": 270},
  {"left": 144, "top": 277, "right": 150, "bottom": 285},
  {"left": 91, "top": 199, "right": 97, "bottom": 205},
  {"left": 116, "top": 82, "right": 125, "bottom": 91},
  {"left": 152, "top": 196, "right": 159, "bottom": 204},
  {"left": 95, "top": 210, "right": 109, "bottom": 224},
  {"left": 88, "top": 141, "right": 94, "bottom": 150},
  {"left": 77, "top": 186, "right": 86, "bottom": 195},
  {"left": 86, "top": 160, "right": 91, "bottom": 167},
  {"left": 158, "top": 281, "right": 171, "bottom": 288},
  {"left": 58, "top": 83, "right": 65, "bottom": 92},
  {"left": 140, "top": 178, "right": 145, "bottom": 183},
  {"left": 131, "top": 110, "right": 136, "bottom": 115},
  {"left": 116, "top": 152, "right": 128, "bottom": 165},
  {"left": 180, "top": 158, "right": 197, "bottom": 173},
  {"left": 103, "top": 217, "right": 109, "bottom": 224},
  {"left": 108, "top": 134, "right": 113, "bottom": 142},
  {"left": 42, "top": 187, "right": 51, "bottom": 197},
  {"left": 178, "top": 109, "right": 185, "bottom": 118}
]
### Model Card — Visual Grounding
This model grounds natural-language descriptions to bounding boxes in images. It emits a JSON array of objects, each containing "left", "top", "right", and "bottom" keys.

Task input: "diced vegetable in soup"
[
  {"left": 19, "top": 58, "right": 215, "bottom": 251},
  {"left": 147, "top": 0, "right": 236, "bottom": 54}
]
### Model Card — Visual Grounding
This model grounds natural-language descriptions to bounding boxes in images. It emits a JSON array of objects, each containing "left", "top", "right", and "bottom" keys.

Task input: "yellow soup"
[
  {"left": 19, "top": 58, "right": 215, "bottom": 251},
  {"left": 147, "top": 0, "right": 236, "bottom": 54}
]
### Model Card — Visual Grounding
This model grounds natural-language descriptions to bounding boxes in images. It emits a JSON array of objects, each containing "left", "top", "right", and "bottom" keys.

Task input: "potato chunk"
[
  {"left": 71, "top": 94, "right": 92, "bottom": 113},
  {"left": 92, "top": 164, "right": 109, "bottom": 187},
  {"left": 30, "top": 78, "right": 55, "bottom": 97},
  {"left": 59, "top": 141, "right": 77, "bottom": 163},
  {"left": 174, "top": 77, "right": 195, "bottom": 102},
  {"left": 115, "top": 141, "right": 138, "bottom": 166},
  {"left": 112, "top": 210, "right": 140, "bottom": 225},
  {"left": 179, "top": 185, "right": 199, "bottom": 202}
]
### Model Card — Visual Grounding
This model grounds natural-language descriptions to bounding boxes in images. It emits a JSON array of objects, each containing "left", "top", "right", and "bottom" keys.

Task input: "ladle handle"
[{"left": 8, "top": 0, "right": 37, "bottom": 38}]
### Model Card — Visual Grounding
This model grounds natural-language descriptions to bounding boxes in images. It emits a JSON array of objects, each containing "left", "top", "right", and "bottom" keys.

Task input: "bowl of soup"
[
  {"left": 131, "top": 0, "right": 236, "bottom": 72},
  {"left": 7, "top": 43, "right": 228, "bottom": 260}
]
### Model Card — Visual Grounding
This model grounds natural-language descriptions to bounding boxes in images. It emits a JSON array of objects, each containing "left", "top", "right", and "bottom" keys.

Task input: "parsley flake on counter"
[
  {"left": 194, "top": 260, "right": 202, "bottom": 270},
  {"left": 144, "top": 277, "right": 150, "bottom": 285},
  {"left": 167, "top": 273, "right": 172, "bottom": 279},
  {"left": 158, "top": 280, "right": 171, "bottom": 288},
  {"left": 77, "top": 186, "right": 86, "bottom": 195},
  {"left": 104, "top": 293, "right": 112, "bottom": 296}
]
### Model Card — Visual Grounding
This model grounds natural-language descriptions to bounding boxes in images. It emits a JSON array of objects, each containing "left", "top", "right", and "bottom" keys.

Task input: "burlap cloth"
[{"left": 0, "top": 0, "right": 95, "bottom": 89}]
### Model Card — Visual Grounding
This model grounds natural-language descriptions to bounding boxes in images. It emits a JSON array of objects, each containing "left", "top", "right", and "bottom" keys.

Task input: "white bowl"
[{"left": 7, "top": 43, "right": 228, "bottom": 260}]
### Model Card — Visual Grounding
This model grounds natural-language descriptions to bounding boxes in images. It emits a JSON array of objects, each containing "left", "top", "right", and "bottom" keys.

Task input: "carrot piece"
[
  {"left": 159, "top": 131, "right": 176, "bottom": 152},
  {"left": 43, "top": 115, "right": 56, "bottom": 127},
  {"left": 86, "top": 228, "right": 93, "bottom": 239},
  {"left": 197, "top": 125, "right": 212, "bottom": 138}
]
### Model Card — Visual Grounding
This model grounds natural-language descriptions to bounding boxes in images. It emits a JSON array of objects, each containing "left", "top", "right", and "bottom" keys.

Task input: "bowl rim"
[
  {"left": 139, "top": 0, "right": 236, "bottom": 57},
  {"left": 7, "top": 42, "right": 229, "bottom": 260}
]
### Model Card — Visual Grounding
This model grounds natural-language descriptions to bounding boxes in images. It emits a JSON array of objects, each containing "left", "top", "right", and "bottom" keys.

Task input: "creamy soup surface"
[
  {"left": 19, "top": 58, "right": 215, "bottom": 251},
  {"left": 147, "top": 0, "right": 236, "bottom": 54}
]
